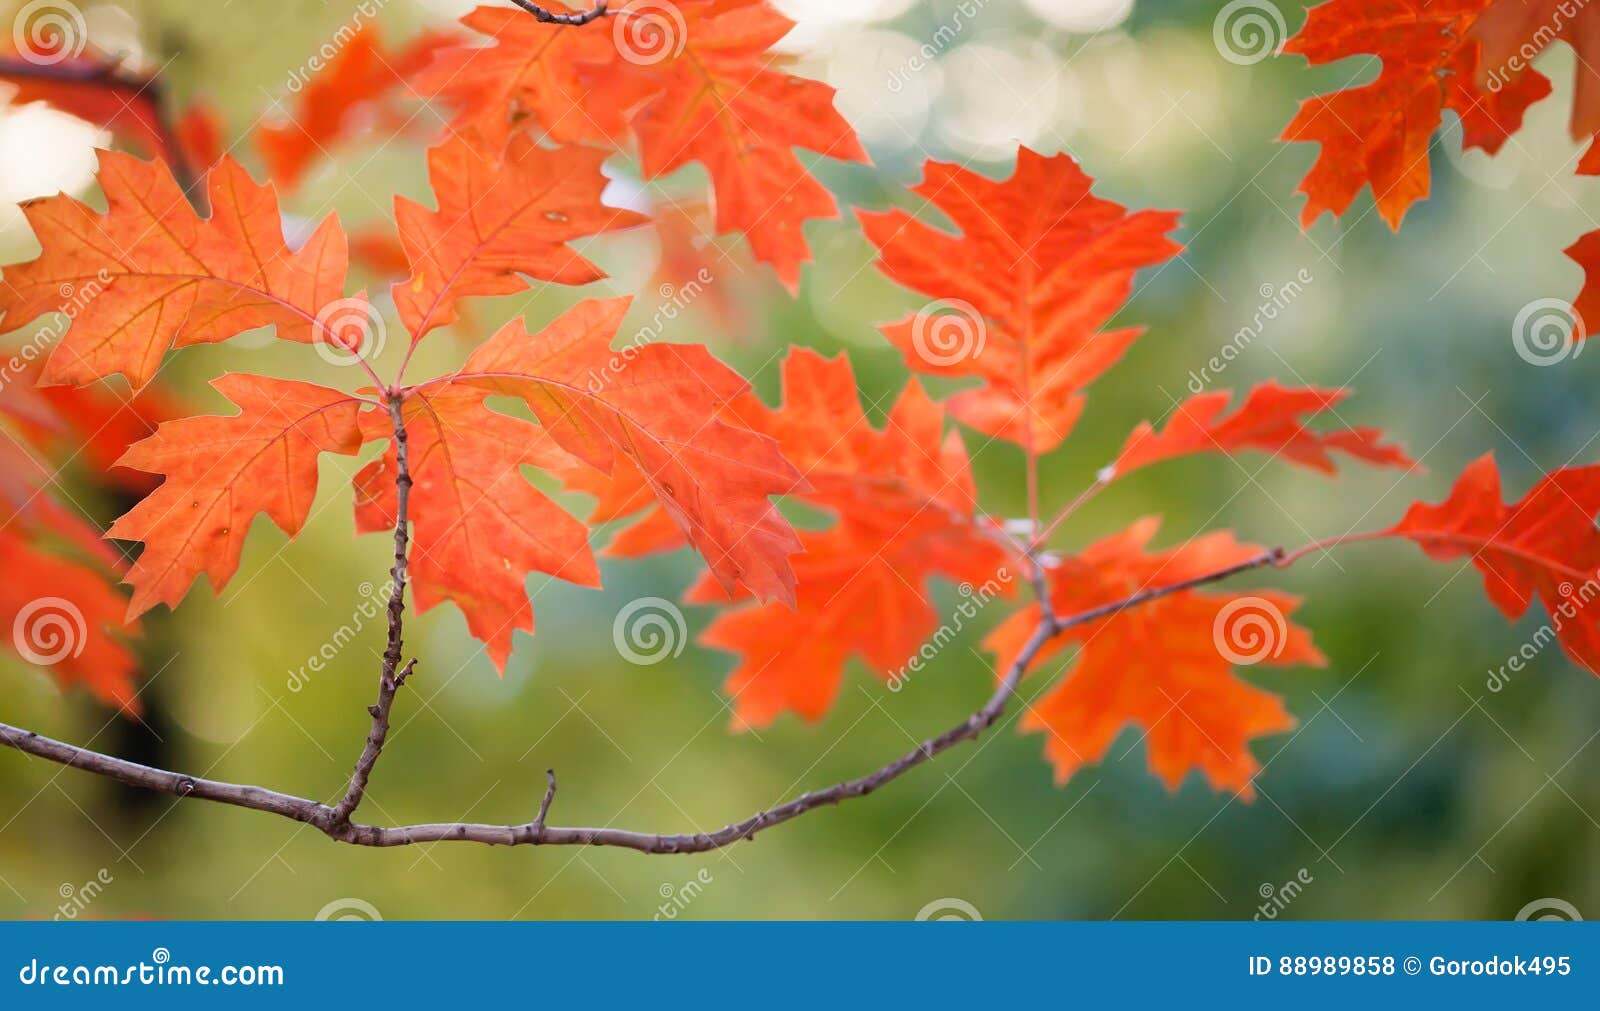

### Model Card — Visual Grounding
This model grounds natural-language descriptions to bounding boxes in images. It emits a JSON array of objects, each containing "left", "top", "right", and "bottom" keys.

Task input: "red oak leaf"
[
  {"left": 1383, "top": 453, "right": 1600, "bottom": 673},
  {"left": 440, "top": 298, "right": 803, "bottom": 605},
  {"left": 1115, "top": 383, "right": 1413, "bottom": 477},
  {"left": 0, "top": 152, "right": 349, "bottom": 389},
  {"left": 107, "top": 375, "right": 366, "bottom": 618},
  {"left": 985, "top": 520, "right": 1323, "bottom": 796},
  {"left": 859, "top": 148, "right": 1182, "bottom": 456},
  {"left": 353, "top": 386, "right": 599, "bottom": 671},
  {"left": 391, "top": 131, "right": 644, "bottom": 342},
  {"left": 1281, "top": 0, "right": 1550, "bottom": 228},
  {"left": 692, "top": 350, "right": 1011, "bottom": 727}
]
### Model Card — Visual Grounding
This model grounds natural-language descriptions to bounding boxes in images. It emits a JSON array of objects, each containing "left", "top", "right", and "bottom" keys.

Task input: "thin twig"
[
  {"left": 509, "top": 1, "right": 611, "bottom": 25},
  {"left": 328, "top": 392, "right": 414, "bottom": 829},
  {"left": 0, "top": 542, "right": 1294, "bottom": 854},
  {"left": 535, "top": 770, "right": 558, "bottom": 830}
]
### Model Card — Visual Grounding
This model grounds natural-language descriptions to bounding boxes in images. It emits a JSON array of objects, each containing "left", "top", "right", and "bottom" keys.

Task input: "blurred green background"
[{"left": 1, "top": 0, "right": 1598, "bottom": 921}]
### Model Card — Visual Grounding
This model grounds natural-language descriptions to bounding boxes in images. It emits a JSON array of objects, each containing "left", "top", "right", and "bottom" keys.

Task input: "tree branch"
[
  {"left": 509, "top": 1, "right": 611, "bottom": 25},
  {"left": 0, "top": 545, "right": 1294, "bottom": 854},
  {"left": 0, "top": 54, "right": 206, "bottom": 212}
]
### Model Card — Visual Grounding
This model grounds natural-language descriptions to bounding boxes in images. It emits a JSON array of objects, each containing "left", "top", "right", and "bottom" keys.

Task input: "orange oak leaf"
[
  {"left": 256, "top": 24, "right": 457, "bottom": 192},
  {"left": 1383, "top": 453, "right": 1600, "bottom": 673},
  {"left": 1281, "top": 0, "right": 1551, "bottom": 228},
  {"left": 441, "top": 297, "right": 804, "bottom": 605},
  {"left": 985, "top": 520, "right": 1324, "bottom": 796},
  {"left": 353, "top": 386, "right": 599, "bottom": 671},
  {"left": 423, "top": 1, "right": 867, "bottom": 291},
  {"left": 691, "top": 349, "right": 1011, "bottom": 727},
  {"left": 391, "top": 131, "right": 644, "bottom": 341},
  {"left": 107, "top": 375, "right": 366, "bottom": 618},
  {"left": 1473, "top": 0, "right": 1600, "bottom": 139},
  {"left": 859, "top": 148, "right": 1182, "bottom": 456},
  {"left": 1115, "top": 383, "right": 1413, "bottom": 477},
  {"left": 0, "top": 151, "right": 349, "bottom": 389},
  {"left": 418, "top": 4, "right": 642, "bottom": 148}
]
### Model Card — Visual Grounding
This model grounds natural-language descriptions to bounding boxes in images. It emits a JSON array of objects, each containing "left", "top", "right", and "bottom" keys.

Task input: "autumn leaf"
[
  {"left": 354, "top": 386, "right": 599, "bottom": 671},
  {"left": 418, "top": 3, "right": 640, "bottom": 149},
  {"left": 391, "top": 131, "right": 644, "bottom": 342},
  {"left": 1280, "top": 0, "right": 1550, "bottom": 228},
  {"left": 692, "top": 350, "right": 1011, "bottom": 727},
  {"left": 437, "top": 297, "right": 804, "bottom": 605},
  {"left": 107, "top": 375, "right": 366, "bottom": 618},
  {"left": 985, "top": 520, "right": 1323, "bottom": 796},
  {"left": 1382, "top": 453, "right": 1600, "bottom": 673},
  {"left": 859, "top": 147, "right": 1182, "bottom": 456},
  {"left": 0, "top": 152, "right": 349, "bottom": 389},
  {"left": 1115, "top": 383, "right": 1413, "bottom": 477},
  {"left": 423, "top": 1, "right": 868, "bottom": 290}
]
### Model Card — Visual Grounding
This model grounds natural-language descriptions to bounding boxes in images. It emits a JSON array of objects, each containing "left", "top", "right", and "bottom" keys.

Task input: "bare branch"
[
  {"left": 509, "top": 1, "right": 611, "bottom": 25},
  {"left": 0, "top": 542, "right": 1295, "bottom": 854}
]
